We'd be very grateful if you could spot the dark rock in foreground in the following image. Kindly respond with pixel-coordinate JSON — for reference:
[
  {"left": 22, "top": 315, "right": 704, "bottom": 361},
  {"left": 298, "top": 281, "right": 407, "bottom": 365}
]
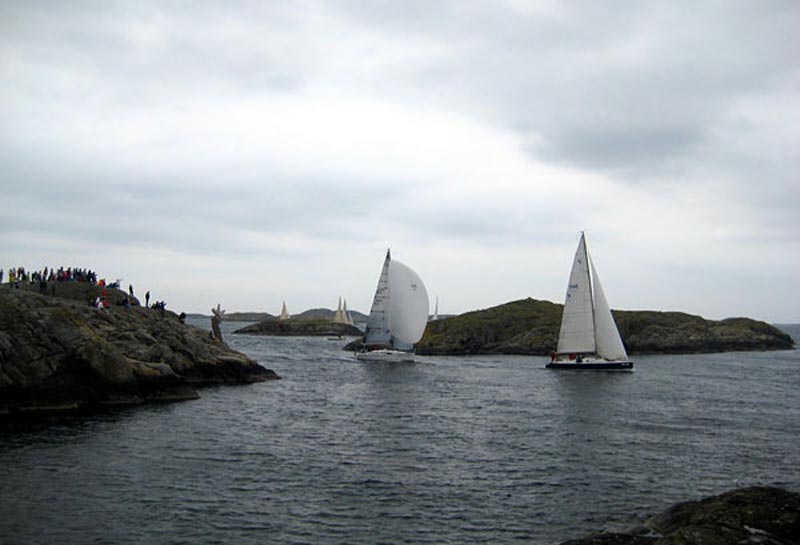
[
  {"left": 235, "top": 319, "right": 362, "bottom": 337},
  {"left": 417, "top": 298, "right": 794, "bottom": 355},
  {"left": 0, "top": 286, "right": 279, "bottom": 417},
  {"left": 560, "top": 486, "right": 800, "bottom": 545}
]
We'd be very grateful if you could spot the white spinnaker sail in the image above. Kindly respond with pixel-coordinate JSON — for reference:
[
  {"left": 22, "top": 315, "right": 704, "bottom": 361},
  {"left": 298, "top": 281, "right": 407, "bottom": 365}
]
[
  {"left": 388, "top": 259, "right": 429, "bottom": 351},
  {"left": 557, "top": 233, "right": 596, "bottom": 354},
  {"left": 365, "top": 251, "right": 392, "bottom": 347},
  {"left": 590, "top": 260, "right": 628, "bottom": 361}
]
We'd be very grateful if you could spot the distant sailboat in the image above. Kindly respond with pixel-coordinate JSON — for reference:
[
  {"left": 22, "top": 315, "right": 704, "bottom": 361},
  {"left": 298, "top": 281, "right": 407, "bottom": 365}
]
[
  {"left": 342, "top": 299, "right": 354, "bottom": 326},
  {"left": 333, "top": 297, "right": 344, "bottom": 323},
  {"left": 432, "top": 296, "right": 439, "bottom": 321},
  {"left": 546, "top": 233, "right": 633, "bottom": 371},
  {"left": 279, "top": 301, "right": 290, "bottom": 321},
  {"left": 333, "top": 297, "right": 355, "bottom": 326},
  {"left": 357, "top": 249, "right": 429, "bottom": 363}
]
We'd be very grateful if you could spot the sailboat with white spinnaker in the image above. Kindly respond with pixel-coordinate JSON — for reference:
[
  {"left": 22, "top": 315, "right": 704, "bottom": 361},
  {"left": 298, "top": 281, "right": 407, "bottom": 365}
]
[{"left": 357, "top": 249, "right": 429, "bottom": 363}]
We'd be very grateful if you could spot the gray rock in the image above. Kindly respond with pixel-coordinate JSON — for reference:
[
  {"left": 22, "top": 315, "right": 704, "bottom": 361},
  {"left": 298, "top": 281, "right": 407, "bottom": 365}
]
[
  {"left": 0, "top": 286, "right": 279, "bottom": 416},
  {"left": 560, "top": 486, "right": 800, "bottom": 545}
]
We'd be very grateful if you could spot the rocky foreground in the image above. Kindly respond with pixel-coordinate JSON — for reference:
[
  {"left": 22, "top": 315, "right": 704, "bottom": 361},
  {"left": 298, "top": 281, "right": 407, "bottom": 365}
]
[
  {"left": 560, "top": 486, "right": 800, "bottom": 544},
  {"left": 417, "top": 298, "right": 794, "bottom": 355},
  {"left": 0, "top": 284, "right": 278, "bottom": 417}
]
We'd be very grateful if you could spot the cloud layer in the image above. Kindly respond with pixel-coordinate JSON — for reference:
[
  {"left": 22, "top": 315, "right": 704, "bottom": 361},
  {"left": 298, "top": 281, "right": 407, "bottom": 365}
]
[{"left": 2, "top": 1, "right": 798, "bottom": 322}]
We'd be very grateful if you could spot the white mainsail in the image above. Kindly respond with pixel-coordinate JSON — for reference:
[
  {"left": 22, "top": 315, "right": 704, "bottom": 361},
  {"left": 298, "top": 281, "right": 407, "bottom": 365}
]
[
  {"left": 279, "top": 301, "right": 290, "bottom": 321},
  {"left": 557, "top": 234, "right": 596, "bottom": 354},
  {"left": 364, "top": 250, "right": 429, "bottom": 351},
  {"left": 365, "top": 251, "right": 392, "bottom": 347}
]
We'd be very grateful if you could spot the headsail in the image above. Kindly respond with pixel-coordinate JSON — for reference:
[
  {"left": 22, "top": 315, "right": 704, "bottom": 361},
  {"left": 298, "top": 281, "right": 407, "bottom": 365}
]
[{"left": 590, "top": 260, "right": 627, "bottom": 361}]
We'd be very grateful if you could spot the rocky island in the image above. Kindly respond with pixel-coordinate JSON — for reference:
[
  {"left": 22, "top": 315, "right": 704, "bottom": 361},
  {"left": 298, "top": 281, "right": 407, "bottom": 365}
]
[
  {"left": 559, "top": 486, "right": 800, "bottom": 544},
  {"left": 416, "top": 298, "right": 794, "bottom": 355},
  {"left": 0, "top": 282, "right": 279, "bottom": 417},
  {"left": 235, "top": 318, "right": 362, "bottom": 337}
]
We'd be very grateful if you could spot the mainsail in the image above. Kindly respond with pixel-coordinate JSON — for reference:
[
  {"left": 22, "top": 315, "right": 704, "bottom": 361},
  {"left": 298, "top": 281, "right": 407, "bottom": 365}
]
[
  {"left": 556, "top": 234, "right": 596, "bottom": 354},
  {"left": 365, "top": 250, "right": 392, "bottom": 347}
]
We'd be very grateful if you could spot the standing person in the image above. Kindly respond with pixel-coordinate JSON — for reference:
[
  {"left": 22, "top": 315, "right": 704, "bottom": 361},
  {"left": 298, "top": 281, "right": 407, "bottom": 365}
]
[
  {"left": 0, "top": 269, "right": 3, "bottom": 283},
  {"left": 129, "top": 284, "right": 134, "bottom": 299},
  {"left": 145, "top": 290, "right": 150, "bottom": 308}
]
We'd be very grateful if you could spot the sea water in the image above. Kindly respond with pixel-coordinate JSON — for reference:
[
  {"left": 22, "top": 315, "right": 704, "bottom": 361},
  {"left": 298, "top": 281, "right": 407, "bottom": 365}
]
[{"left": 1, "top": 319, "right": 798, "bottom": 545}]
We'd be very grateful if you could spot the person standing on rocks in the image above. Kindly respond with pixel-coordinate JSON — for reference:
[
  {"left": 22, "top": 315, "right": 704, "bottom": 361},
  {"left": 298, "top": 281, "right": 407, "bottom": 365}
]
[
  {"left": 129, "top": 284, "right": 134, "bottom": 299},
  {"left": 145, "top": 291, "right": 150, "bottom": 308}
]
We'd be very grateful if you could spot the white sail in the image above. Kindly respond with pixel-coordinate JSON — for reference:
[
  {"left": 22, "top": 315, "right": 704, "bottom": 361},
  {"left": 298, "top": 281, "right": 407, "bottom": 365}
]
[
  {"left": 557, "top": 233, "right": 595, "bottom": 354},
  {"left": 364, "top": 250, "right": 392, "bottom": 347},
  {"left": 590, "top": 260, "right": 628, "bottom": 361},
  {"left": 343, "top": 299, "right": 354, "bottom": 326},
  {"left": 279, "top": 301, "right": 290, "bottom": 321},
  {"left": 333, "top": 297, "right": 343, "bottom": 323},
  {"left": 433, "top": 296, "right": 439, "bottom": 321},
  {"left": 388, "top": 259, "right": 429, "bottom": 350}
]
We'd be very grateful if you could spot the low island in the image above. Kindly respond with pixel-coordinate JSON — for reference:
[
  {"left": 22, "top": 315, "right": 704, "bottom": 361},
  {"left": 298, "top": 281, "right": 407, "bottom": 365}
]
[
  {"left": 415, "top": 298, "right": 794, "bottom": 355},
  {"left": 235, "top": 318, "right": 362, "bottom": 337},
  {"left": 0, "top": 282, "right": 279, "bottom": 417}
]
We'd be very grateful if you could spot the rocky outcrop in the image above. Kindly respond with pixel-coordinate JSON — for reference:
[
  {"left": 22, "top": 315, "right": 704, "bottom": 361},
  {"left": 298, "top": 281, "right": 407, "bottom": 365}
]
[
  {"left": 560, "top": 486, "right": 800, "bottom": 544},
  {"left": 0, "top": 286, "right": 279, "bottom": 417},
  {"left": 416, "top": 298, "right": 794, "bottom": 355},
  {"left": 235, "top": 318, "right": 362, "bottom": 337}
]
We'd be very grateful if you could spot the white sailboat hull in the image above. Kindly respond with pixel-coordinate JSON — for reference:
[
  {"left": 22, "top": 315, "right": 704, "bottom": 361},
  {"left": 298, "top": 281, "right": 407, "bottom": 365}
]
[{"left": 356, "top": 349, "right": 416, "bottom": 363}]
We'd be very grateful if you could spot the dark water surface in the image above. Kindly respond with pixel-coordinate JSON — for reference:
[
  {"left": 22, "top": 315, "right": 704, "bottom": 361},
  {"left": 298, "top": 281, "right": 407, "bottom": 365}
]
[{"left": 2, "top": 320, "right": 799, "bottom": 545}]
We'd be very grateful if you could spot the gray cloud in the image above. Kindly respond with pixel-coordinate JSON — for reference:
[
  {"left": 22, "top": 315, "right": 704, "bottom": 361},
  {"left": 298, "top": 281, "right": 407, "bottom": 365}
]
[{"left": 1, "top": 1, "right": 798, "bottom": 320}]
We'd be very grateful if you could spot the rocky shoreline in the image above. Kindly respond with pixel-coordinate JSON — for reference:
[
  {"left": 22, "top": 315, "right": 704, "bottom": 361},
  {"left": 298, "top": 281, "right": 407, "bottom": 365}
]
[
  {"left": 0, "top": 285, "right": 279, "bottom": 418},
  {"left": 417, "top": 298, "right": 794, "bottom": 355},
  {"left": 559, "top": 486, "right": 800, "bottom": 544}
]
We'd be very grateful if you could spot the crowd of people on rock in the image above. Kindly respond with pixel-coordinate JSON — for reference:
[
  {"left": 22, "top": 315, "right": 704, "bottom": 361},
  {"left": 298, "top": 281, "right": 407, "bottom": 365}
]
[
  {"left": 2, "top": 266, "right": 98, "bottom": 285},
  {"left": 2, "top": 265, "right": 171, "bottom": 317}
]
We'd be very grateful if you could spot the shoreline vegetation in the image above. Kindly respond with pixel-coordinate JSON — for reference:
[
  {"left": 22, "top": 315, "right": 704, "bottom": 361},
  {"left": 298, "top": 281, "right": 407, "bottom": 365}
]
[
  {"left": 416, "top": 298, "right": 794, "bottom": 355},
  {"left": 0, "top": 282, "right": 279, "bottom": 418}
]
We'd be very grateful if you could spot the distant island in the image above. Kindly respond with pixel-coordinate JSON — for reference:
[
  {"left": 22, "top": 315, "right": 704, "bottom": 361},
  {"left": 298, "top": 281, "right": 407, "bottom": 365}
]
[
  {"left": 416, "top": 298, "right": 794, "bottom": 355},
  {"left": 1, "top": 281, "right": 279, "bottom": 417},
  {"left": 235, "top": 319, "right": 362, "bottom": 337}
]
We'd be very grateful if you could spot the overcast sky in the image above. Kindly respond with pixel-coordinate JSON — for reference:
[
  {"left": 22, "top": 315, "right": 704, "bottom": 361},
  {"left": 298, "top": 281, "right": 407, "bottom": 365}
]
[{"left": 2, "top": 1, "right": 798, "bottom": 322}]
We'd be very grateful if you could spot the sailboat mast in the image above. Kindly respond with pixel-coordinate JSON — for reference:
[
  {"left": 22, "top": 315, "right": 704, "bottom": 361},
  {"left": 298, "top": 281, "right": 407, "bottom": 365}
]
[{"left": 582, "top": 233, "right": 597, "bottom": 351}]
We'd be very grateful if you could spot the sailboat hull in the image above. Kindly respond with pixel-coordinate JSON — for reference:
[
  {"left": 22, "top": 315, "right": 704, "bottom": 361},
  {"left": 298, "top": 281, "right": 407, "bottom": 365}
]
[
  {"left": 545, "top": 360, "right": 634, "bottom": 371},
  {"left": 356, "top": 349, "right": 416, "bottom": 363}
]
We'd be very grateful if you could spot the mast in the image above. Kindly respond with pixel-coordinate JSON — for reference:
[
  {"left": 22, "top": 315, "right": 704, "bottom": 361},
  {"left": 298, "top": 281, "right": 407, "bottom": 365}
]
[{"left": 583, "top": 232, "right": 597, "bottom": 350}]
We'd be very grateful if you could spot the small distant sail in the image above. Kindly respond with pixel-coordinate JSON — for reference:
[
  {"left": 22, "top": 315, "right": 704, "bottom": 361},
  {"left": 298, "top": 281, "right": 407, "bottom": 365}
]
[
  {"left": 279, "top": 301, "right": 290, "bottom": 321},
  {"left": 333, "top": 297, "right": 344, "bottom": 323},
  {"left": 343, "top": 299, "right": 354, "bottom": 326},
  {"left": 433, "top": 296, "right": 439, "bottom": 321}
]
